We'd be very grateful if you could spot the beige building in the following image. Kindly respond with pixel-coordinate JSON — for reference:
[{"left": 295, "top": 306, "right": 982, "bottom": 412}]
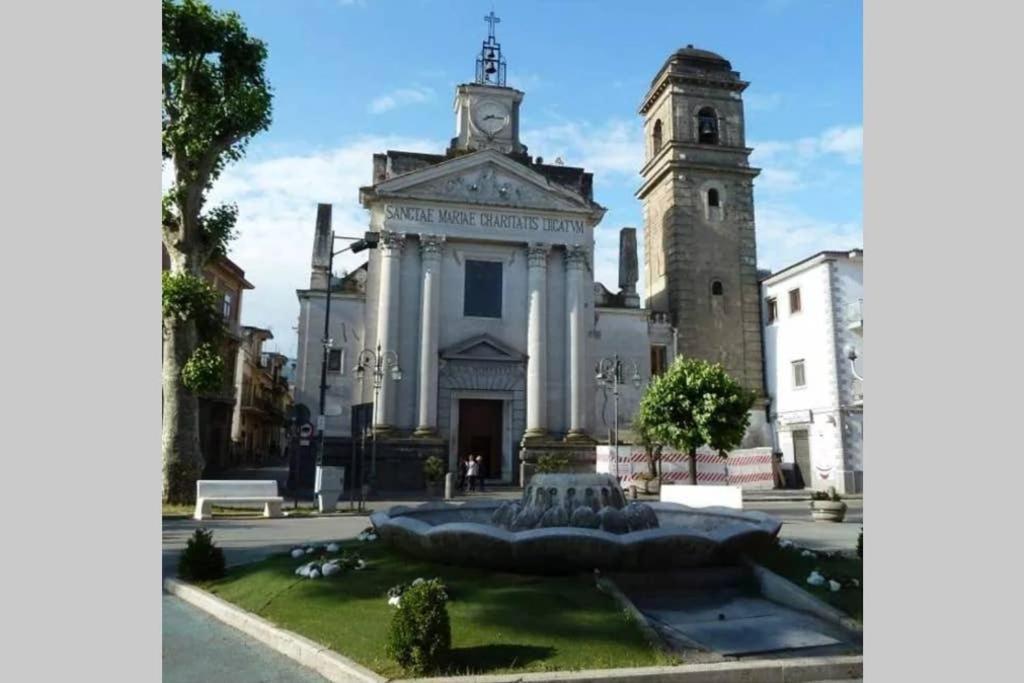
[
  {"left": 162, "top": 247, "right": 254, "bottom": 471},
  {"left": 231, "top": 327, "right": 292, "bottom": 465}
]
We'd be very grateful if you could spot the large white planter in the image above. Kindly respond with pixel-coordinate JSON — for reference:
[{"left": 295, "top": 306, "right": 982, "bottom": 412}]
[{"left": 660, "top": 484, "right": 743, "bottom": 510}]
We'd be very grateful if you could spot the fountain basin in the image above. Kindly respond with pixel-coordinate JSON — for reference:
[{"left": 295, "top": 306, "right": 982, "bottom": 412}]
[{"left": 369, "top": 497, "right": 781, "bottom": 573}]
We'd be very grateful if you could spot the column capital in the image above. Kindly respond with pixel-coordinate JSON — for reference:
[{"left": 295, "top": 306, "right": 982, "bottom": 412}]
[
  {"left": 527, "top": 242, "right": 551, "bottom": 268},
  {"left": 419, "top": 233, "right": 446, "bottom": 259},
  {"left": 564, "top": 244, "right": 589, "bottom": 271},
  {"left": 380, "top": 230, "right": 406, "bottom": 255}
]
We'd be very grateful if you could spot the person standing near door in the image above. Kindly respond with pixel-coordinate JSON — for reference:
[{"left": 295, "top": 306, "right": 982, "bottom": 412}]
[
  {"left": 465, "top": 456, "right": 477, "bottom": 493},
  {"left": 475, "top": 455, "right": 485, "bottom": 492}
]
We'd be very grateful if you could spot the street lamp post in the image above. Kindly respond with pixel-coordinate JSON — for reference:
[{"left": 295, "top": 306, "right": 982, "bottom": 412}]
[
  {"left": 595, "top": 354, "right": 642, "bottom": 480},
  {"left": 844, "top": 346, "right": 864, "bottom": 382},
  {"left": 314, "top": 228, "right": 378, "bottom": 507},
  {"left": 354, "top": 342, "right": 402, "bottom": 487}
]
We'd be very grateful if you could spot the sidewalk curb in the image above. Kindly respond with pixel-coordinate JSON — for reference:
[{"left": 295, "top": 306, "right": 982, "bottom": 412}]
[
  {"left": 163, "top": 577, "right": 385, "bottom": 683},
  {"left": 164, "top": 578, "right": 862, "bottom": 683},
  {"left": 395, "top": 654, "right": 863, "bottom": 683}
]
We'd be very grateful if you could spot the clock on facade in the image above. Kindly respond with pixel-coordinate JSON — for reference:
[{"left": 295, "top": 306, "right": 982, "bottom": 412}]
[{"left": 472, "top": 100, "right": 509, "bottom": 136}]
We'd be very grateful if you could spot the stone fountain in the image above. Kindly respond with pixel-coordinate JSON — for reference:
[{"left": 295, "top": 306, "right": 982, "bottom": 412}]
[{"left": 369, "top": 472, "right": 780, "bottom": 573}]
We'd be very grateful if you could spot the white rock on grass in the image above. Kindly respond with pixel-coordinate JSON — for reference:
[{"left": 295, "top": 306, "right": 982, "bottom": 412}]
[
  {"left": 829, "top": 579, "right": 841, "bottom": 592},
  {"left": 309, "top": 568, "right": 321, "bottom": 579},
  {"left": 295, "top": 563, "right": 312, "bottom": 577},
  {"left": 778, "top": 539, "right": 794, "bottom": 549},
  {"left": 304, "top": 547, "right": 314, "bottom": 554},
  {"left": 801, "top": 549, "right": 816, "bottom": 558},
  {"left": 387, "top": 596, "right": 401, "bottom": 608},
  {"left": 290, "top": 549, "right": 304, "bottom": 559},
  {"left": 322, "top": 563, "right": 340, "bottom": 577},
  {"left": 806, "top": 571, "right": 826, "bottom": 587},
  {"left": 326, "top": 543, "right": 340, "bottom": 553},
  {"left": 412, "top": 578, "right": 425, "bottom": 586},
  {"left": 355, "top": 559, "right": 366, "bottom": 570}
]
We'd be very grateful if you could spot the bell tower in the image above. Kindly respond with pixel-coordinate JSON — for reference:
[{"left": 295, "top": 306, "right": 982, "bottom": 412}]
[
  {"left": 637, "top": 46, "right": 767, "bottom": 407},
  {"left": 449, "top": 12, "right": 527, "bottom": 157}
]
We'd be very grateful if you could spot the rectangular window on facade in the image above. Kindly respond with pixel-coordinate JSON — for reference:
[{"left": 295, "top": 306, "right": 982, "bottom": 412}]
[
  {"left": 222, "top": 292, "right": 232, "bottom": 320},
  {"left": 651, "top": 345, "right": 668, "bottom": 376},
  {"left": 766, "top": 297, "right": 778, "bottom": 324},
  {"left": 464, "top": 260, "right": 503, "bottom": 318},
  {"left": 327, "top": 349, "right": 343, "bottom": 373},
  {"left": 789, "top": 288, "right": 802, "bottom": 314},
  {"left": 792, "top": 359, "right": 806, "bottom": 388}
]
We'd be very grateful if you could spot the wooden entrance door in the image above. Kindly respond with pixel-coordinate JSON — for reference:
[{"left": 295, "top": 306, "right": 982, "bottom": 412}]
[
  {"left": 792, "top": 429, "right": 811, "bottom": 489},
  {"left": 458, "top": 399, "right": 503, "bottom": 480}
]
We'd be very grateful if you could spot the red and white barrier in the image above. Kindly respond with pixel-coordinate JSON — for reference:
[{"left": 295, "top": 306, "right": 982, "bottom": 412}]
[{"left": 596, "top": 445, "right": 774, "bottom": 489}]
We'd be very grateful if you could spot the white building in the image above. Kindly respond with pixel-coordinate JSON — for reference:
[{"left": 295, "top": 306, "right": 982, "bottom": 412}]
[
  {"left": 762, "top": 249, "right": 863, "bottom": 493},
  {"left": 291, "top": 25, "right": 680, "bottom": 491}
]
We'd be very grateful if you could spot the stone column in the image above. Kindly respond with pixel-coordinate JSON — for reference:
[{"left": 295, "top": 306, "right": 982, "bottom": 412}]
[
  {"left": 414, "top": 234, "right": 445, "bottom": 437},
  {"left": 524, "top": 243, "right": 550, "bottom": 440},
  {"left": 564, "top": 245, "right": 590, "bottom": 441},
  {"left": 374, "top": 230, "right": 405, "bottom": 432}
]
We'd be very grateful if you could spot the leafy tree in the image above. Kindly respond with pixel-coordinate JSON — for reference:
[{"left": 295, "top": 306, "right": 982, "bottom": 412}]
[
  {"left": 635, "top": 357, "right": 756, "bottom": 486},
  {"left": 162, "top": 0, "right": 272, "bottom": 503}
]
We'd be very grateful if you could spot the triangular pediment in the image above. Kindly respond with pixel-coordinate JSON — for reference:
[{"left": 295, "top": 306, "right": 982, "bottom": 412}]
[
  {"left": 440, "top": 333, "right": 526, "bottom": 363},
  {"left": 371, "top": 149, "right": 595, "bottom": 214}
]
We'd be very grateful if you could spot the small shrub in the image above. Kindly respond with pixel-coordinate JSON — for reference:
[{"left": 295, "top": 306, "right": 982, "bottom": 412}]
[
  {"left": 178, "top": 528, "right": 226, "bottom": 581},
  {"left": 423, "top": 456, "right": 445, "bottom": 484},
  {"left": 536, "top": 454, "right": 571, "bottom": 473},
  {"left": 810, "top": 486, "right": 842, "bottom": 502},
  {"left": 385, "top": 578, "right": 451, "bottom": 674},
  {"left": 857, "top": 528, "right": 863, "bottom": 559}
]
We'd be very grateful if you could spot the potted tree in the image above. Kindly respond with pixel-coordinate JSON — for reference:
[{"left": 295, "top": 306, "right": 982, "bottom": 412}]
[
  {"left": 810, "top": 486, "right": 847, "bottom": 522},
  {"left": 423, "top": 456, "right": 445, "bottom": 499}
]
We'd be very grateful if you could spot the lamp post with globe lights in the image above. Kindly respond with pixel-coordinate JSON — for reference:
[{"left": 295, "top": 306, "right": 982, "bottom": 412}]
[
  {"left": 595, "top": 354, "right": 642, "bottom": 480},
  {"left": 355, "top": 342, "right": 402, "bottom": 488}
]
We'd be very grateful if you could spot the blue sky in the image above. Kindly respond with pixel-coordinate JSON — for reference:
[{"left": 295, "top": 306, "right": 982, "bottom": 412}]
[{"left": 190, "top": 0, "right": 862, "bottom": 357}]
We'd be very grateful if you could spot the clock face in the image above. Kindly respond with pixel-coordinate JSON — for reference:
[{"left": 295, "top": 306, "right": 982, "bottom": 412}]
[{"left": 473, "top": 100, "right": 509, "bottom": 135}]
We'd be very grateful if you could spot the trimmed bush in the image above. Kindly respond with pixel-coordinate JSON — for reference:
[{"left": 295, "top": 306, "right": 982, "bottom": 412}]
[
  {"left": 423, "top": 456, "right": 445, "bottom": 484},
  {"left": 178, "top": 528, "right": 226, "bottom": 581},
  {"left": 385, "top": 578, "right": 451, "bottom": 674}
]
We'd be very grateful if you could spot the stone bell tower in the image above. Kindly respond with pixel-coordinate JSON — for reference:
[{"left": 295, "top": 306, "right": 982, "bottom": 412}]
[{"left": 637, "top": 46, "right": 767, "bottom": 412}]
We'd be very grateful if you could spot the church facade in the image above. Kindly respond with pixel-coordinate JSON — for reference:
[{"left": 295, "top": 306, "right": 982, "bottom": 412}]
[{"left": 294, "top": 27, "right": 768, "bottom": 490}]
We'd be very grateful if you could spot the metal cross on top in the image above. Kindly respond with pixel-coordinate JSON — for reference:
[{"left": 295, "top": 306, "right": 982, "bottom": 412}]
[{"left": 484, "top": 11, "right": 500, "bottom": 39}]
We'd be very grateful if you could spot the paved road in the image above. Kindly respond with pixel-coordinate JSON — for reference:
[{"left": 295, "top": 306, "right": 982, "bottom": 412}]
[
  {"left": 163, "top": 593, "right": 329, "bottom": 683},
  {"left": 747, "top": 499, "right": 862, "bottom": 553}
]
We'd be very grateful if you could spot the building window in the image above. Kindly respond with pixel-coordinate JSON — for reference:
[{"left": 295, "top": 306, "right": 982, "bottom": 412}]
[
  {"left": 651, "top": 345, "right": 668, "bottom": 376},
  {"left": 698, "top": 107, "right": 719, "bottom": 145},
  {"left": 711, "top": 280, "right": 724, "bottom": 296},
  {"left": 766, "top": 297, "right": 778, "bottom": 324},
  {"left": 652, "top": 119, "right": 663, "bottom": 155},
  {"left": 792, "top": 359, "right": 806, "bottom": 388},
  {"left": 464, "top": 260, "right": 502, "bottom": 318},
  {"left": 222, "top": 293, "right": 232, "bottom": 320},
  {"left": 789, "top": 288, "right": 802, "bottom": 314},
  {"left": 327, "top": 349, "right": 343, "bottom": 373},
  {"left": 708, "top": 188, "right": 720, "bottom": 207}
]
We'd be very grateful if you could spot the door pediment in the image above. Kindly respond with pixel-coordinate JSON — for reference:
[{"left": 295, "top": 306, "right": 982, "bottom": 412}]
[{"left": 440, "top": 334, "right": 526, "bottom": 364}]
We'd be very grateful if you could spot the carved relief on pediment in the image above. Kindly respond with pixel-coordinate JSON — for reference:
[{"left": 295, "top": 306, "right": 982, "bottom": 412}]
[{"left": 398, "top": 163, "right": 581, "bottom": 212}]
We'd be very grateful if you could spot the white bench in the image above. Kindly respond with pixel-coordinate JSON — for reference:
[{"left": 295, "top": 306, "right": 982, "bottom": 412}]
[{"left": 194, "top": 480, "right": 284, "bottom": 520}]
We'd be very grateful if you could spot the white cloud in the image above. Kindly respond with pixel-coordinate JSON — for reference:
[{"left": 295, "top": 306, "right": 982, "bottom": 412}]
[
  {"left": 165, "top": 136, "right": 442, "bottom": 357},
  {"left": 522, "top": 119, "right": 643, "bottom": 181},
  {"left": 368, "top": 86, "right": 435, "bottom": 114},
  {"left": 819, "top": 125, "right": 863, "bottom": 163},
  {"left": 755, "top": 204, "right": 862, "bottom": 272}
]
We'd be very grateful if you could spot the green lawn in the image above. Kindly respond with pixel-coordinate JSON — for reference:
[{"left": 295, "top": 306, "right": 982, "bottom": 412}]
[
  {"left": 747, "top": 544, "right": 862, "bottom": 623},
  {"left": 198, "top": 540, "right": 675, "bottom": 678}
]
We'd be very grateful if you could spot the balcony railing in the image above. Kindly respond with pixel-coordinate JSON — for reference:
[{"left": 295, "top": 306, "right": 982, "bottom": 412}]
[{"left": 846, "top": 299, "right": 863, "bottom": 331}]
